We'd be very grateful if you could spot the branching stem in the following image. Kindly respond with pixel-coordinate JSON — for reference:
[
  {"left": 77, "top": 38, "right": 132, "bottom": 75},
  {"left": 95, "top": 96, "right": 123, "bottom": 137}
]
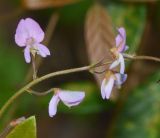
[
  {"left": 1, "top": 54, "right": 160, "bottom": 120},
  {"left": 0, "top": 64, "right": 96, "bottom": 119}
]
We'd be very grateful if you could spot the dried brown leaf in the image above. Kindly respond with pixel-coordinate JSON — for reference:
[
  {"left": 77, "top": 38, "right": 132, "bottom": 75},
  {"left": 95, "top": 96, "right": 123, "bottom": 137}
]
[
  {"left": 23, "top": 0, "right": 80, "bottom": 10},
  {"left": 85, "top": 3, "right": 115, "bottom": 86}
]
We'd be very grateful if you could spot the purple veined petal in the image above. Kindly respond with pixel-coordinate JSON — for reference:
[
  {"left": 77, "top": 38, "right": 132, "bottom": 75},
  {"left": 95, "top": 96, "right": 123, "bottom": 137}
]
[
  {"left": 24, "top": 46, "right": 31, "bottom": 63},
  {"left": 24, "top": 18, "right": 44, "bottom": 43},
  {"left": 104, "top": 76, "right": 115, "bottom": 99},
  {"left": 109, "top": 59, "right": 120, "bottom": 70},
  {"left": 116, "top": 27, "right": 126, "bottom": 53},
  {"left": 101, "top": 79, "right": 107, "bottom": 99},
  {"left": 48, "top": 94, "right": 60, "bottom": 117},
  {"left": 37, "top": 43, "right": 50, "bottom": 57},
  {"left": 15, "top": 19, "right": 29, "bottom": 47},
  {"left": 58, "top": 91, "right": 85, "bottom": 107},
  {"left": 118, "top": 54, "right": 125, "bottom": 74},
  {"left": 115, "top": 73, "right": 127, "bottom": 87}
]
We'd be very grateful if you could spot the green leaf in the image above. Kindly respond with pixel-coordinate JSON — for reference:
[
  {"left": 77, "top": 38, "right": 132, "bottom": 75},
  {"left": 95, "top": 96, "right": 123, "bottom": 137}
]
[
  {"left": 107, "top": 3, "right": 146, "bottom": 53},
  {"left": 113, "top": 71, "right": 160, "bottom": 138},
  {"left": 6, "top": 116, "right": 36, "bottom": 138}
]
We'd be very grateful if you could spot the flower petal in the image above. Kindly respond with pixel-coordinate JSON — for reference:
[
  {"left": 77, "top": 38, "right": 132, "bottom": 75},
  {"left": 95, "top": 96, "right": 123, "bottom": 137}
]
[
  {"left": 37, "top": 43, "right": 50, "bottom": 57},
  {"left": 119, "top": 54, "right": 125, "bottom": 74},
  {"left": 15, "top": 19, "right": 28, "bottom": 47},
  {"left": 24, "top": 46, "right": 31, "bottom": 63},
  {"left": 124, "top": 45, "right": 129, "bottom": 51},
  {"left": 24, "top": 18, "right": 44, "bottom": 43},
  {"left": 115, "top": 35, "right": 122, "bottom": 47},
  {"left": 104, "top": 76, "right": 115, "bottom": 99},
  {"left": 116, "top": 27, "right": 126, "bottom": 53},
  {"left": 118, "top": 27, "right": 126, "bottom": 38},
  {"left": 48, "top": 94, "right": 60, "bottom": 117},
  {"left": 101, "top": 79, "right": 106, "bottom": 99},
  {"left": 109, "top": 59, "right": 120, "bottom": 70},
  {"left": 115, "top": 73, "right": 127, "bottom": 87},
  {"left": 59, "top": 90, "right": 85, "bottom": 107}
]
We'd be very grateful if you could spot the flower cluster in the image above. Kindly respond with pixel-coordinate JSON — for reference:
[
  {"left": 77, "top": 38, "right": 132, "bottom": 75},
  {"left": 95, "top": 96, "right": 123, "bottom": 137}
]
[
  {"left": 101, "top": 27, "right": 128, "bottom": 99},
  {"left": 15, "top": 18, "right": 128, "bottom": 117},
  {"left": 15, "top": 18, "right": 85, "bottom": 117}
]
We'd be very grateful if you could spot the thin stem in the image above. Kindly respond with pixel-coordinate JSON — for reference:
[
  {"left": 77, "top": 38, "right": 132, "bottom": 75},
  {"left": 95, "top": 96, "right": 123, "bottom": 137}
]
[
  {"left": 32, "top": 55, "right": 37, "bottom": 80},
  {"left": 1, "top": 54, "right": 160, "bottom": 120},
  {"left": 123, "top": 53, "right": 160, "bottom": 63},
  {"left": 0, "top": 65, "right": 94, "bottom": 119},
  {"left": 27, "top": 88, "right": 54, "bottom": 96}
]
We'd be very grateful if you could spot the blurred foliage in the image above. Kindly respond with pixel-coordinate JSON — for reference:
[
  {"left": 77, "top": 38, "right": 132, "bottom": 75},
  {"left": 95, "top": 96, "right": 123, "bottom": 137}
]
[
  {"left": 6, "top": 116, "right": 36, "bottom": 138},
  {"left": 22, "top": 0, "right": 82, "bottom": 10},
  {"left": 0, "top": 30, "right": 27, "bottom": 130},
  {"left": 0, "top": 32, "right": 27, "bottom": 108},
  {"left": 59, "top": 0, "right": 93, "bottom": 25},
  {"left": 113, "top": 71, "right": 160, "bottom": 138}
]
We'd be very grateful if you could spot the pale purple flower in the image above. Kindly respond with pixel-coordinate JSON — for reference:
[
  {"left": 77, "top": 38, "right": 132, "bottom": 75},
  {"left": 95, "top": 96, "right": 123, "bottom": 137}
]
[
  {"left": 101, "top": 71, "right": 127, "bottom": 99},
  {"left": 49, "top": 89, "right": 85, "bottom": 117},
  {"left": 116, "top": 27, "right": 128, "bottom": 53},
  {"left": 15, "top": 18, "right": 50, "bottom": 63},
  {"left": 110, "top": 27, "right": 128, "bottom": 74}
]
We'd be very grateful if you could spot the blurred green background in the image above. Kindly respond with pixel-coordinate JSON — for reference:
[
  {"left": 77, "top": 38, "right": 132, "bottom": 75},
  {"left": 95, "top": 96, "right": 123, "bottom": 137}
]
[{"left": 0, "top": 0, "right": 160, "bottom": 138}]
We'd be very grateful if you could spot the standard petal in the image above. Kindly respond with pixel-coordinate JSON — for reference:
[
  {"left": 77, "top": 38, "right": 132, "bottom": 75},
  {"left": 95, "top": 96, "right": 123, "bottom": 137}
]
[
  {"left": 116, "top": 27, "right": 126, "bottom": 52},
  {"left": 37, "top": 43, "right": 50, "bottom": 57},
  {"left": 24, "top": 47, "right": 31, "bottom": 63},
  {"left": 24, "top": 18, "right": 44, "bottom": 42},
  {"left": 115, "top": 73, "right": 127, "bottom": 87},
  {"left": 104, "top": 76, "right": 115, "bottom": 99},
  {"left": 48, "top": 94, "right": 60, "bottom": 117},
  {"left": 115, "top": 35, "right": 122, "bottom": 47},
  {"left": 109, "top": 59, "right": 120, "bottom": 70},
  {"left": 15, "top": 19, "right": 28, "bottom": 47},
  {"left": 118, "top": 27, "right": 126, "bottom": 39},
  {"left": 101, "top": 79, "right": 106, "bottom": 99},
  {"left": 119, "top": 54, "right": 125, "bottom": 74},
  {"left": 59, "top": 91, "right": 85, "bottom": 107}
]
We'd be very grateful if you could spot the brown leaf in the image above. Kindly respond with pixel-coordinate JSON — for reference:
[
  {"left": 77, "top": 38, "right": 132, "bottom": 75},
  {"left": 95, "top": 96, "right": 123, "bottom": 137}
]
[
  {"left": 23, "top": 0, "right": 80, "bottom": 10},
  {"left": 85, "top": 3, "right": 115, "bottom": 86}
]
